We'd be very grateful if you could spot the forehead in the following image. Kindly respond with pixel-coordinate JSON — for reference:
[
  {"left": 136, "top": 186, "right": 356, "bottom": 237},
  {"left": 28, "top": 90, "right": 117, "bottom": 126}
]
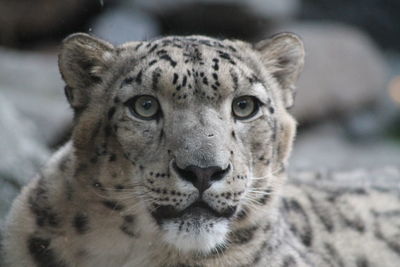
[{"left": 115, "top": 36, "right": 267, "bottom": 104}]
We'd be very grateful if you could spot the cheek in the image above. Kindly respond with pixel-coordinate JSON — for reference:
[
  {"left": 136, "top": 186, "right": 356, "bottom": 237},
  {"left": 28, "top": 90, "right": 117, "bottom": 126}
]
[{"left": 114, "top": 119, "right": 161, "bottom": 160}]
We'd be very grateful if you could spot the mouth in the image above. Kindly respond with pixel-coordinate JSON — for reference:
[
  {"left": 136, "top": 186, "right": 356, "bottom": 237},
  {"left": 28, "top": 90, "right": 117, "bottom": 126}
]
[{"left": 151, "top": 200, "right": 237, "bottom": 224}]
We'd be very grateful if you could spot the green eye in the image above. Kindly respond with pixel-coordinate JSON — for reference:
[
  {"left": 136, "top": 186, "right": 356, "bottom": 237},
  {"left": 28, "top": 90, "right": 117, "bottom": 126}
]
[
  {"left": 232, "top": 96, "right": 260, "bottom": 120},
  {"left": 128, "top": 95, "right": 160, "bottom": 120}
]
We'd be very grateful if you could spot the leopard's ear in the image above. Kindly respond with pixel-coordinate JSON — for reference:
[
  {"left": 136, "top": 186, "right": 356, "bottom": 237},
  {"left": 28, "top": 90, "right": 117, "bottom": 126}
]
[
  {"left": 255, "top": 33, "right": 304, "bottom": 109},
  {"left": 58, "top": 33, "right": 115, "bottom": 111}
]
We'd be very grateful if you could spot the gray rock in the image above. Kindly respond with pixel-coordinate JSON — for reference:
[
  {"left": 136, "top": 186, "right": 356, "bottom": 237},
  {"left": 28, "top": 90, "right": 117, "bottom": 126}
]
[
  {"left": 0, "top": 48, "right": 72, "bottom": 145},
  {"left": 290, "top": 123, "right": 400, "bottom": 171},
  {"left": 0, "top": 94, "right": 50, "bottom": 226},
  {"left": 91, "top": 6, "right": 160, "bottom": 44},
  {"left": 271, "top": 23, "right": 388, "bottom": 123},
  {"left": 133, "top": 0, "right": 300, "bottom": 20},
  {"left": 0, "top": 0, "right": 102, "bottom": 47}
]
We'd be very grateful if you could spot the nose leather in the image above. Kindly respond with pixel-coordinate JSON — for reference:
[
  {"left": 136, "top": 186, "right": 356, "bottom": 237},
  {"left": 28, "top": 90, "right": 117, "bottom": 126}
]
[{"left": 174, "top": 163, "right": 230, "bottom": 194}]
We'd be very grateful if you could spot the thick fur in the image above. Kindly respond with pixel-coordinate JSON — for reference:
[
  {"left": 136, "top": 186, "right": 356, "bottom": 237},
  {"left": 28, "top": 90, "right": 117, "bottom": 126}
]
[{"left": 2, "top": 34, "right": 399, "bottom": 267}]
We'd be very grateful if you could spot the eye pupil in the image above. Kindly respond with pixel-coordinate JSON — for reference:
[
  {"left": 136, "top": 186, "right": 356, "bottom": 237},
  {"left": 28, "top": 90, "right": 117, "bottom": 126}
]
[
  {"left": 238, "top": 101, "right": 247, "bottom": 110},
  {"left": 142, "top": 100, "right": 152, "bottom": 110}
]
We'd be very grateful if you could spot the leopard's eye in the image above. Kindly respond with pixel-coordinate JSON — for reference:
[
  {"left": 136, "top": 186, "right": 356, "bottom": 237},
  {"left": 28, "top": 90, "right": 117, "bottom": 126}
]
[
  {"left": 127, "top": 95, "right": 160, "bottom": 120},
  {"left": 232, "top": 96, "right": 260, "bottom": 120}
]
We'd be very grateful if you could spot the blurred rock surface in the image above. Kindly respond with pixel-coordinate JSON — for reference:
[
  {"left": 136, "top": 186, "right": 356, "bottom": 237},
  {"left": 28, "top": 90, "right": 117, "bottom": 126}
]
[
  {"left": 300, "top": 0, "right": 400, "bottom": 51},
  {"left": 0, "top": 94, "right": 50, "bottom": 226},
  {"left": 0, "top": 0, "right": 107, "bottom": 48},
  {"left": 290, "top": 122, "right": 400, "bottom": 171},
  {"left": 130, "top": 0, "right": 299, "bottom": 40},
  {"left": 91, "top": 6, "right": 160, "bottom": 44},
  {"left": 135, "top": 0, "right": 299, "bottom": 20},
  {"left": 0, "top": 48, "right": 71, "bottom": 145},
  {"left": 272, "top": 23, "right": 388, "bottom": 123}
]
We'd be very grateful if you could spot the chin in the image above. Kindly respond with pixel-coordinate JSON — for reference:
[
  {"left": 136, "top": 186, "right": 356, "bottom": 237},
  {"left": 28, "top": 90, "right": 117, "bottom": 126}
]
[{"left": 160, "top": 216, "right": 230, "bottom": 254}]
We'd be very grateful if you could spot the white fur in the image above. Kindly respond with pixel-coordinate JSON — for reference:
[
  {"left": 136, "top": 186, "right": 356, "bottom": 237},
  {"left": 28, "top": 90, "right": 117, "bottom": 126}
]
[{"left": 161, "top": 219, "right": 229, "bottom": 253}]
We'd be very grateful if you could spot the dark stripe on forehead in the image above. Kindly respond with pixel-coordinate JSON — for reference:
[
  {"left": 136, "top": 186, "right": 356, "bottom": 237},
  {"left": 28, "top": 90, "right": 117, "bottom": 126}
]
[
  {"left": 152, "top": 68, "right": 162, "bottom": 91},
  {"left": 229, "top": 68, "right": 239, "bottom": 91}
]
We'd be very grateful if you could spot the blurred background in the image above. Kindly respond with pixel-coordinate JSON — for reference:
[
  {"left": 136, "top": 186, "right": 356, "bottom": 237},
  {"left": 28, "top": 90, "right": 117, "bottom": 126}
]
[{"left": 1, "top": 0, "right": 400, "bottom": 224}]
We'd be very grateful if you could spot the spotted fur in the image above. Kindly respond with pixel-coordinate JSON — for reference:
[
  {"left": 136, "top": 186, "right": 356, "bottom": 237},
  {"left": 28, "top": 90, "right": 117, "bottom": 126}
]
[{"left": 2, "top": 33, "right": 399, "bottom": 267}]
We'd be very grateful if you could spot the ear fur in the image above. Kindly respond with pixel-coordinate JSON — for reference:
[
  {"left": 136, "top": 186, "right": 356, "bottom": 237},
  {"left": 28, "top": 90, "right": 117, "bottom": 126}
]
[
  {"left": 58, "top": 33, "right": 115, "bottom": 111},
  {"left": 255, "top": 33, "right": 304, "bottom": 109}
]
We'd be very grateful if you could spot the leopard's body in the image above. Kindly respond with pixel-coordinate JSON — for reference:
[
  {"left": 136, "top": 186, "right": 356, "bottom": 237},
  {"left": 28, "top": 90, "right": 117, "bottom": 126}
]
[{"left": 1, "top": 33, "right": 399, "bottom": 267}]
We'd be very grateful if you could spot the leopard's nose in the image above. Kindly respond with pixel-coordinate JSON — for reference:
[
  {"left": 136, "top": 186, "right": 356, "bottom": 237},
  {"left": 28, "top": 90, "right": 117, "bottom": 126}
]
[{"left": 173, "top": 163, "right": 231, "bottom": 194}]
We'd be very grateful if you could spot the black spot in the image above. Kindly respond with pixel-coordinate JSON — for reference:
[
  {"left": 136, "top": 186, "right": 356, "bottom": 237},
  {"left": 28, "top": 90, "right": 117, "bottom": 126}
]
[
  {"left": 182, "top": 75, "right": 187, "bottom": 87},
  {"left": 156, "top": 49, "right": 167, "bottom": 55},
  {"left": 28, "top": 235, "right": 67, "bottom": 267},
  {"left": 228, "top": 45, "right": 237, "bottom": 52},
  {"left": 102, "top": 200, "right": 124, "bottom": 211},
  {"left": 257, "top": 188, "right": 272, "bottom": 205},
  {"left": 230, "top": 69, "right": 239, "bottom": 90},
  {"left": 107, "top": 107, "right": 116, "bottom": 120},
  {"left": 269, "top": 107, "right": 275, "bottom": 114},
  {"left": 135, "top": 43, "right": 143, "bottom": 50},
  {"left": 202, "top": 77, "right": 208, "bottom": 85},
  {"left": 309, "top": 195, "right": 334, "bottom": 232},
  {"left": 355, "top": 256, "right": 369, "bottom": 267},
  {"left": 212, "top": 73, "right": 218, "bottom": 81},
  {"left": 135, "top": 70, "right": 143, "bottom": 84},
  {"left": 229, "top": 225, "right": 258, "bottom": 245},
  {"left": 160, "top": 54, "right": 177, "bottom": 67},
  {"left": 152, "top": 68, "right": 162, "bottom": 91},
  {"left": 282, "top": 255, "right": 297, "bottom": 267},
  {"left": 231, "top": 131, "right": 236, "bottom": 139},
  {"left": 121, "top": 77, "right": 134, "bottom": 88},
  {"left": 149, "top": 59, "right": 158, "bottom": 66},
  {"left": 124, "top": 215, "right": 135, "bottom": 223},
  {"left": 29, "top": 180, "right": 62, "bottom": 228},
  {"left": 324, "top": 243, "right": 345, "bottom": 267},
  {"left": 109, "top": 154, "right": 117, "bottom": 162},
  {"left": 218, "top": 51, "right": 236, "bottom": 65},
  {"left": 120, "top": 225, "right": 137, "bottom": 238},
  {"left": 73, "top": 213, "right": 89, "bottom": 234},
  {"left": 173, "top": 73, "right": 179, "bottom": 85},
  {"left": 283, "top": 198, "right": 313, "bottom": 247},
  {"left": 148, "top": 43, "right": 158, "bottom": 53}
]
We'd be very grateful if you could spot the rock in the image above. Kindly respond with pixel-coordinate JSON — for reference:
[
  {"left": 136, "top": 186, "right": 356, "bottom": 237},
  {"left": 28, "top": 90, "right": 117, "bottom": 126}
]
[
  {"left": 128, "top": 0, "right": 299, "bottom": 40},
  {"left": 0, "top": 94, "right": 50, "bottom": 226},
  {"left": 91, "top": 6, "right": 160, "bottom": 44},
  {"left": 0, "top": 48, "right": 72, "bottom": 145},
  {"left": 0, "top": 0, "right": 105, "bottom": 47},
  {"left": 290, "top": 123, "right": 400, "bottom": 171},
  {"left": 300, "top": 0, "right": 400, "bottom": 51},
  {"left": 134, "top": 0, "right": 299, "bottom": 20},
  {"left": 271, "top": 23, "right": 388, "bottom": 123}
]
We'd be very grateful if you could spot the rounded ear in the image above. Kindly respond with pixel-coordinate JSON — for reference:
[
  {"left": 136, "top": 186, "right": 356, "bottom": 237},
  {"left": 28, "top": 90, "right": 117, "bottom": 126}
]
[
  {"left": 58, "top": 33, "right": 115, "bottom": 111},
  {"left": 255, "top": 33, "right": 305, "bottom": 109}
]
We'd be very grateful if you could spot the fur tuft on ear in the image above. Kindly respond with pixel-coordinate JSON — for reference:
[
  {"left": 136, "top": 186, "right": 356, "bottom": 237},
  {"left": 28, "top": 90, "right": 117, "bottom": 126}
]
[
  {"left": 255, "top": 33, "right": 304, "bottom": 109},
  {"left": 58, "top": 33, "right": 115, "bottom": 111}
]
